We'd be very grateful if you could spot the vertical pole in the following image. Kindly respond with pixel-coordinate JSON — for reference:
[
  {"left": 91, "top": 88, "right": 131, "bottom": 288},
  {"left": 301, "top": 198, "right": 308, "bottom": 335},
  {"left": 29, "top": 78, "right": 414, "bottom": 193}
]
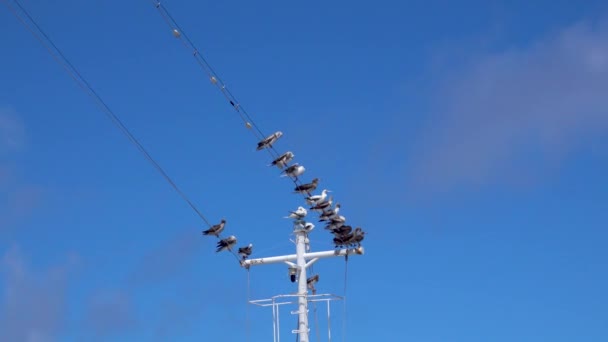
[
  {"left": 277, "top": 306, "right": 281, "bottom": 342},
  {"left": 272, "top": 299, "right": 277, "bottom": 342},
  {"left": 327, "top": 300, "right": 332, "bottom": 342},
  {"left": 295, "top": 229, "right": 310, "bottom": 342}
]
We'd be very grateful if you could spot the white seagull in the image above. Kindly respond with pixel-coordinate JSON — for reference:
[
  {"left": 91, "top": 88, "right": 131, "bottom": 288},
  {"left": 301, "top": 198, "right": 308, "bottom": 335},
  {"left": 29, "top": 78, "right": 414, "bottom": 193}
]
[
  {"left": 269, "top": 151, "right": 294, "bottom": 169},
  {"left": 306, "top": 189, "right": 331, "bottom": 205},
  {"left": 310, "top": 196, "right": 333, "bottom": 212},
  {"left": 281, "top": 163, "right": 305, "bottom": 179},
  {"left": 285, "top": 206, "right": 307, "bottom": 220},
  {"left": 319, "top": 203, "right": 340, "bottom": 222},
  {"left": 238, "top": 243, "right": 253, "bottom": 260},
  {"left": 257, "top": 131, "right": 283, "bottom": 151},
  {"left": 294, "top": 220, "right": 314, "bottom": 232}
]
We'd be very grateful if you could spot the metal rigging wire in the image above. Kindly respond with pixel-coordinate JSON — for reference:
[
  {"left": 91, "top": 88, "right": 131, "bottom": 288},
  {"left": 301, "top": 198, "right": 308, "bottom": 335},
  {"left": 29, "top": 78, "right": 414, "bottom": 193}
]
[
  {"left": 149, "top": 0, "right": 317, "bottom": 199},
  {"left": 148, "top": 1, "right": 357, "bottom": 340},
  {"left": 2, "top": 0, "right": 248, "bottom": 264}
]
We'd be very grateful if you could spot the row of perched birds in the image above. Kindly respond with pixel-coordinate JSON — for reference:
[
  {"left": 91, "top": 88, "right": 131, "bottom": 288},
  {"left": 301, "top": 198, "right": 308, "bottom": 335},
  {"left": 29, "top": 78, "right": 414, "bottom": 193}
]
[
  {"left": 259, "top": 133, "right": 367, "bottom": 250},
  {"left": 200, "top": 130, "right": 366, "bottom": 263}
]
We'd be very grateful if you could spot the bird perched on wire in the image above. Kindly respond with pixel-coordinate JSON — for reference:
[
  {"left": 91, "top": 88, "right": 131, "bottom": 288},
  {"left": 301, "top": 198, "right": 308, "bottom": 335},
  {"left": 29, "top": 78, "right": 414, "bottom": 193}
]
[
  {"left": 216, "top": 235, "right": 237, "bottom": 252},
  {"left": 269, "top": 151, "right": 294, "bottom": 169},
  {"left": 257, "top": 131, "right": 283, "bottom": 150},
  {"left": 306, "top": 189, "right": 331, "bottom": 205},
  {"left": 285, "top": 206, "right": 307, "bottom": 220},
  {"left": 347, "top": 227, "right": 366, "bottom": 247},
  {"left": 333, "top": 230, "right": 354, "bottom": 249},
  {"left": 328, "top": 225, "right": 352, "bottom": 237},
  {"left": 325, "top": 215, "right": 346, "bottom": 230},
  {"left": 238, "top": 243, "right": 253, "bottom": 260},
  {"left": 281, "top": 163, "right": 305, "bottom": 180},
  {"left": 319, "top": 203, "right": 340, "bottom": 221},
  {"left": 294, "top": 178, "right": 319, "bottom": 195},
  {"left": 310, "top": 196, "right": 333, "bottom": 212},
  {"left": 202, "top": 219, "right": 226, "bottom": 237}
]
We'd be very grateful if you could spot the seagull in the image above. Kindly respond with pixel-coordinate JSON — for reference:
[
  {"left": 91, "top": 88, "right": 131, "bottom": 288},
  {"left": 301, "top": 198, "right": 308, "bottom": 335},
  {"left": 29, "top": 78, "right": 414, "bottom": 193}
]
[
  {"left": 303, "top": 222, "right": 315, "bottom": 232},
  {"left": 202, "top": 219, "right": 226, "bottom": 237},
  {"left": 306, "top": 189, "right": 331, "bottom": 205},
  {"left": 310, "top": 196, "right": 333, "bottom": 212},
  {"left": 269, "top": 151, "right": 294, "bottom": 169},
  {"left": 294, "top": 178, "right": 319, "bottom": 194},
  {"left": 346, "top": 227, "right": 366, "bottom": 247},
  {"left": 328, "top": 225, "right": 352, "bottom": 236},
  {"left": 307, "top": 274, "right": 319, "bottom": 294},
  {"left": 281, "top": 163, "right": 305, "bottom": 180},
  {"left": 333, "top": 231, "right": 354, "bottom": 249},
  {"left": 326, "top": 215, "right": 346, "bottom": 229},
  {"left": 216, "top": 235, "right": 237, "bottom": 252},
  {"left": 238, "top": 243, "right": 253, "bottom": 260},
  {"left": 294, "top": 221, "right": 315, "bottom": 232},
  {"left": 352, "top": 227, "right": 365, "bottom": 247},
  {"left": 285, "top": 206, "right": 307, "bottom": 220},
  {"left": 257, "top": 131, "right": 283, "bottom": 151},
  {"left": 319, "top": 203, "right": 340, "bottom": 221}
]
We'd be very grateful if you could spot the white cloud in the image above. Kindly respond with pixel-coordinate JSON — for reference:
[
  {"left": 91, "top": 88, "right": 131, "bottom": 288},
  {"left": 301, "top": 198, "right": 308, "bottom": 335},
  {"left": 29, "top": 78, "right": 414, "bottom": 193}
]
[
  {"left": 407, "top": 19, "right": 608, "bottom": 193},
  {"left": 0, "top": 245, "right": 75, "bottom": 342},
  {"left": 0, "top": 107, "right": 25, "bottom": 154}
]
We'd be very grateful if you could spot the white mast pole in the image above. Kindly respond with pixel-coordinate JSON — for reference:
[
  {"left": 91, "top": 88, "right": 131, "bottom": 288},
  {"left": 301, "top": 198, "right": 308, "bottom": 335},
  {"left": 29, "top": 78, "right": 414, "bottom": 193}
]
[
  {"left": 295, "top": 228, "right": 310, "bottom": 342},
  {"left": 242, "top": 223, "right": 364, "bottom": 341}
]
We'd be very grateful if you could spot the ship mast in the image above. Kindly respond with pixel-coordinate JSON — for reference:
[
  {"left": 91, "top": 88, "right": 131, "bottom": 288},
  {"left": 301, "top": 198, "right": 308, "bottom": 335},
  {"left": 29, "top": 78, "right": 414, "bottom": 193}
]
[{"left": 242, "top": 222, "right": 364, "bottom": 341}]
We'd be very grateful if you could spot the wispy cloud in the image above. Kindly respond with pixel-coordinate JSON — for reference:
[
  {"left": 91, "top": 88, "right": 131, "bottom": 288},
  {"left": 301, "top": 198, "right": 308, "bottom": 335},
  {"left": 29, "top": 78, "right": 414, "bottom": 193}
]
[
  {"left": 0, "top": 244, "right": 77, "bottom": 342},
  {"left": 126, "top": 230, "right": 201, "bottom": 287},
  {"left": 0, "top": 107, "right": 26, "bottom": 154},
  {"left": 0, "top": 108, "right": 44, "bottom": 234},
  {"left": 84, "top": 290, "right": 138, "bottom": 338},
  {"left": 406, "top": 19, "right": 608, "bottom": 195}
]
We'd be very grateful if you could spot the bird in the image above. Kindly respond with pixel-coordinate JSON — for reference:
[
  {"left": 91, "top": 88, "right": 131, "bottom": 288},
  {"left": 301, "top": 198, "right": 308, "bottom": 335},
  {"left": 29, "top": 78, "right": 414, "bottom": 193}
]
[
  {"left": 319, "top": 203, "right": 340, "bottom": 221},
  {"left": 346, "top": 227, "right": 366, "bottom": 247},
  {"left": 257, "top": 131, "right": 283, "bottom": 150},
  {"left": 269, "top": 151, "right": 294, "bottom": 169},
  {"left": 281, "top": 163, "right": 305, "bottom": 180},
  {"left": 216, "top": 235, "right": 237, "bottom": 252},
  {"left": 325, "top": 215, "right": 346, "bottom": 230},
  {"left": 303, "top": 222, "right": 315, "bottom": 232},
  {"left": 294, "top": 178, "right": 319, "bottom": 194},
  {"left": 307, "top": 274, "right": 319, "bottom": 294},
  {"left": 333, "top": 231, "right": 354, "bottom": 249},
  {"left": 202, "top": 219, "right": 226, "bottom": 237},
  {"left": 238, "top": 243, "right": 253, "bottom": 260},
  {"left": 328, "top": 225, "right": 352, "bottom": 237},
  {"left": 294, "top": 220, "right": 315, "bottom": 232},
  {"left": 285, "top": 206, "right": 307, "bottom": 220},
  {"left": 310, "top": 196, "right": 333, "bottom": 212},
  {"left": 306, "top": 189, "right": 331, "bottom": 205}
]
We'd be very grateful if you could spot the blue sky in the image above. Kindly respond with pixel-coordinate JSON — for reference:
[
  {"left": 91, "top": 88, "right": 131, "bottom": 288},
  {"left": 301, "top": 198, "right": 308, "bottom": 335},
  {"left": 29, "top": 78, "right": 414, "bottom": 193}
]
[{"left": 1, "top": 0, "right": 608, "bottom": 341}]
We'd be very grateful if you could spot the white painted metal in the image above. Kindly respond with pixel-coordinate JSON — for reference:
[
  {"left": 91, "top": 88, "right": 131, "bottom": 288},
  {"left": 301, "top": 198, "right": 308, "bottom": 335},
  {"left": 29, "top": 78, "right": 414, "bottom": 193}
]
[
  {"left": 242, "top": 246, "right": 364, "bottom": 267},
  {"left": 295, "top": 229, "right": 310, "bottom": 341},
  {"left": 243, "top": 223, "right": 364, "bottom": 341}
]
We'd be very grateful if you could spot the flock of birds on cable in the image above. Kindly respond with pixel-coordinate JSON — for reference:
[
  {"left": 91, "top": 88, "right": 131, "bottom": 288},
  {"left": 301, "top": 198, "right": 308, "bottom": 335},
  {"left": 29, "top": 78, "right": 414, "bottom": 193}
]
[{"left": 200, "top": 131, "right": 366, "bottom": 263}]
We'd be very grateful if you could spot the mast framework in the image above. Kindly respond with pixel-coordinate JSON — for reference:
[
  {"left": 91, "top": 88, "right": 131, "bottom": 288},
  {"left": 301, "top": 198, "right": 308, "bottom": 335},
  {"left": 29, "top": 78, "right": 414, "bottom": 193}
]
[{"left": 241, "top": 225, "right": 364, "bottom": 342}]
